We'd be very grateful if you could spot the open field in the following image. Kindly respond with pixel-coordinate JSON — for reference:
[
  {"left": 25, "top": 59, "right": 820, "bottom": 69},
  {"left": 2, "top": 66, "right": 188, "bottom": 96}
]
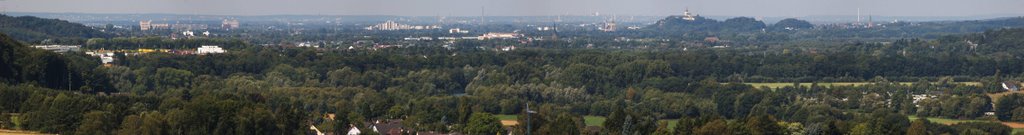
[
  {"left": 0, "top": 129, "right": 51, "bottom": 135},
  {"left": 907, "top": 116, "right": 1024, "bottom": 134},
  {"left": 502, "top": 114, "right": 1021, "bottom": 133},
  {"left": 496, "top": 115, "right": 519, "bottom": 126},
  {"left": 989, "top": 91, "right": 1024, "bottom": 103},
  {"left": 741, "top": 82, "right": 981, "bottom": 89},
  {"left": 584, "top": 116, "right": 605, "bottom": 126},
  {"left": 496, "top": 115, "right": 677, "bottom": 128},
  {"left": 500, "top": 120, "right": 519, "bottom": 126},
  {"left": 907, "top": 115, "right": 991, "bottom": 125},
  {"left": 496, "top": 115, "right": 518, "bottom": 121}
]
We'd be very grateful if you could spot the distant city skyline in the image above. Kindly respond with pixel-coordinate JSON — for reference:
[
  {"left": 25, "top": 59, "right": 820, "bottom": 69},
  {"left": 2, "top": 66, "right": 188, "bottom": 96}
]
[{"left": 2, "top": 0, "right": 1023, "bottom": 17}]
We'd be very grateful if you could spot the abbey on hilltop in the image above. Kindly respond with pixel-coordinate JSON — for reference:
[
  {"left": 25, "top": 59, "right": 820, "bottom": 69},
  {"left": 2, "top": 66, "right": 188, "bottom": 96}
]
[{"left": 682, "top": 8, "right": 698, "bottom": 21}]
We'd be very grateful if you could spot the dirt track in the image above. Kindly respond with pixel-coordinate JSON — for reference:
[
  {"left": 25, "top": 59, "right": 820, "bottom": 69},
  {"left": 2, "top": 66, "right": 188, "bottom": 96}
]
[
  {"left": 1002, "top": 122, "right": 1024, "bottom": 128},
  {"left": 501, "top": 120, "right": 519, "bottom": 126}
]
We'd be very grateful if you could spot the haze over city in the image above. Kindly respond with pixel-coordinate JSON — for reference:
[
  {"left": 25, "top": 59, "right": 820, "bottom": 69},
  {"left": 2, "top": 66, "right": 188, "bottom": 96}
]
[
  {"left": 5, "top": 0, "right": 1024, "bottom": 135},
  {"left": 3, "top": 0, "right": 1024, "bottom": 17}
]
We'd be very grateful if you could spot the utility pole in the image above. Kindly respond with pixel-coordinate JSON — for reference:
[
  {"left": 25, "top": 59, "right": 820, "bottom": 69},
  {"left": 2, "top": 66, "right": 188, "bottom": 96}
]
[
  {"left": 524, "top": 102, "right": 537, "bottom": 135},
  {"left": 526, "top": 102, "right": 530, "bottom": 135}
]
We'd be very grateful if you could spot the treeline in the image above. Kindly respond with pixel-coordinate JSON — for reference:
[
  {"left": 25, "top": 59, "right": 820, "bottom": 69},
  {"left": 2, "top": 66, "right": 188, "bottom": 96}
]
[
  {"left": 1, "top": 71, "right": 1014, "bottom": 135},
  {"left": 112, "top": 30, "right": 1024, "bottom": 88},
  {"left": 0, "top": 14, "right": 110, "bottom": 42},
  {"left": 0, "top": 84, "right": 309, "bottom": 135},
  {"left": 0, "top": 33, "right": 112, "bottom": 92},
  {"left": 83, "top": 37, "right": 249, "bottom": 50},
  {"left": 796, "top": 16, "right": 1024, "bottom": 39},
  {"left": 5, "top": 29, "right": 1024, "bottom": 135},
  {"left": 646, "top": 16, "right": 769, "bottom": 33}
]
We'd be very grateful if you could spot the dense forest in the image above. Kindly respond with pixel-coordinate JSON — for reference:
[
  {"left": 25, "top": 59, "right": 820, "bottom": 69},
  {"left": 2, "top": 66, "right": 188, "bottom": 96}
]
[
  {"left": 4, "top": 26, "right": 1024, "bottom": 135},
  {"left": 646, "top": 16, "right": 768, "bottom": 33},
  {"left": 5, "top": 12, "right": 1024, "bottom": 135},
  {"left": 639, "top": 16, "right": 1024, "bottom": 42}
]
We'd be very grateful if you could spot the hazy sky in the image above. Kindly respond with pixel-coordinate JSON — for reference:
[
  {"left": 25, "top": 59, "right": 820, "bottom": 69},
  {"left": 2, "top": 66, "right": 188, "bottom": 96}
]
[{"left": 2, "top": 0, "right": 1023, "bottom": 17}]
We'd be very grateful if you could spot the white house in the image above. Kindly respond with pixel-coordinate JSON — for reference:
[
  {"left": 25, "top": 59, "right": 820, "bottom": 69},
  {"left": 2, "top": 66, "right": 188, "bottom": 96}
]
[
  {"left": 1002, "top": 81, "right": 1020, "bottom": 91},
  {"left": 309, "top": 125, "right": 326, "bottom": 135},
  {"left": 346, "top": 126, "right": 361, "bottom": 135}
]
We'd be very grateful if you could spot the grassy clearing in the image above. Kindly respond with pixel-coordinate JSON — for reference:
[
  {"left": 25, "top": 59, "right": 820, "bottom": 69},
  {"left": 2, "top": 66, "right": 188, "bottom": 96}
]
[
  {"left": 0, "top": 129, "right": 51, "bottom": 135},
  {"left": 583, "top": 116, "right": 605, "bottom": 126},
  {"left": 496, "top": 115, "right": 677, "bottom": 129},
  {"left": 742, "top": 82, "right": 981, "bottom": 89},
  {"left": 907, "top": 115, "right": 991, "bottom": 125},
  {"left": 907, "top": 115, "right": 1024, "bottom": 134},
  {"left": 495, "top": 114, "right": 518, "bottom": 121},
  {"left": 496, "top": 115, "right": 609, "bottom": 126},
  {"left": 661, "top": 119, "right": 679, "bottom": 129},
  {"left": 582, "top": 116, "right": 678, "bottom": 129},
  {"left": 988, "top": 91, "right": 1024, "bottom": 103}
]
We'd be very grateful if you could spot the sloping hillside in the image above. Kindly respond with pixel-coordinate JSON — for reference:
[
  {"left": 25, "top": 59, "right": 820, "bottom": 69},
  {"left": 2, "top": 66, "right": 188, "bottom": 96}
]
[
  {"left": 647, "top": 16, "right": 767, "bottom": 33},
  {"left": 0, "top": 33, "right": 111, "bottom": 92},
  {"left": 0, "top": 14, "right": 109, "bottom": 42}
]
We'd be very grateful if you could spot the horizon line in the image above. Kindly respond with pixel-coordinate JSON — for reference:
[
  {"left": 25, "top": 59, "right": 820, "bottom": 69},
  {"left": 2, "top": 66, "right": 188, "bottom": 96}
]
[{"left": 5, "top": 11, "right": 1023, "bottom": 19}]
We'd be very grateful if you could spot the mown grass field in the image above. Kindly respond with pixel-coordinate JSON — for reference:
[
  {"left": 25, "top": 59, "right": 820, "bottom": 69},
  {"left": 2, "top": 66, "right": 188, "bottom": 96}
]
[
  {"left": 0, "top": 129, "right": 51, "bottom": 135},
  {"left": 741, "top": 82, "right": 981, "bottom": 89},
  {"left": 908, "top": 115, "right": 1024, "bottom": 134},
  {"left": 496, "top": 115, "right": 677, "bottom": 129},
  {"left": 907, "top": 115, "right": 991, "bottom": 124},
  {"left": 500, "top": 115, "right": 1022, "bottom": 133},
  {"left": 583, "top": 116, "right": 605, "bottom": 126},
  {"left": 495, "top": 114, "right": 518, "bottom": 121},
  {"left": 988, "top": 91, "right": 1024, "bottom": 103}
]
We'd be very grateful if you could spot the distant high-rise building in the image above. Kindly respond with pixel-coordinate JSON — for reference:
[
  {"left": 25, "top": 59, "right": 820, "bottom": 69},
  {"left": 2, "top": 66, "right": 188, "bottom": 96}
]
[
  {"left": 603, "top": 21, "right": 617, "bottom": 32},
  {"left": 550, "top": 23, "right": 559, "bottom": 40},
  {"left": 139, "top": 20, "right": 152, "bottom": 31},
  {"left": 151, "top": 23, "right": 170, "bottom": 30},
  {"left": 222, "top": 19, "right": 240, "bottom": 30},
  {"left": 602, "top": 17, "right": 617, "bottom": 32},
  {"left": 365, "top": 20, "right": 440, "bottom": 31},
  {"left": 378, "top": 20, "right": 402, "bottom": 30},
  {"left": 868, "top": 15, "right": 874, "bottom": 28}
]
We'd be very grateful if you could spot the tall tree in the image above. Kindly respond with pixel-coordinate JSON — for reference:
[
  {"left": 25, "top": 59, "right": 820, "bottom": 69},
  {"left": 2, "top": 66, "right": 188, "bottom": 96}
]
[
  {"left": 463, "top": 113, "right": 502, "bottom": 135},
  {"left": 906, "top": 119, "right": 930, "bottom": 135}
]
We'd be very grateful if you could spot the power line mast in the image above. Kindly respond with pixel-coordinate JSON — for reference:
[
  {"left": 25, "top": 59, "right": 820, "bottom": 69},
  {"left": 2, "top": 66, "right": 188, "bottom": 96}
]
[{"left": 480, "top": 6, "right": 485, "bottom": 25}]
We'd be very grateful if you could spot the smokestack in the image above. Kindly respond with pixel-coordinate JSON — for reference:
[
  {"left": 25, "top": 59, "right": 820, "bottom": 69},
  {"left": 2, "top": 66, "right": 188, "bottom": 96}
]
[{"left": 857, "top": 8, "right": 861, "bottom": 23}]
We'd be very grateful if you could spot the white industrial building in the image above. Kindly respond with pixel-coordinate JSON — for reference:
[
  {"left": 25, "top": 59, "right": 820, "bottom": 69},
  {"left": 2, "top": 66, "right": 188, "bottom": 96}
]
[
  {"left": 197, "top": 45, "right": 226, "bottom": 54},
  {"left": 365, "top": 20, "right": 440, "bottom": 30},
  {"left": 32, "top": 45, "right": 81, "bottom": 53}
]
